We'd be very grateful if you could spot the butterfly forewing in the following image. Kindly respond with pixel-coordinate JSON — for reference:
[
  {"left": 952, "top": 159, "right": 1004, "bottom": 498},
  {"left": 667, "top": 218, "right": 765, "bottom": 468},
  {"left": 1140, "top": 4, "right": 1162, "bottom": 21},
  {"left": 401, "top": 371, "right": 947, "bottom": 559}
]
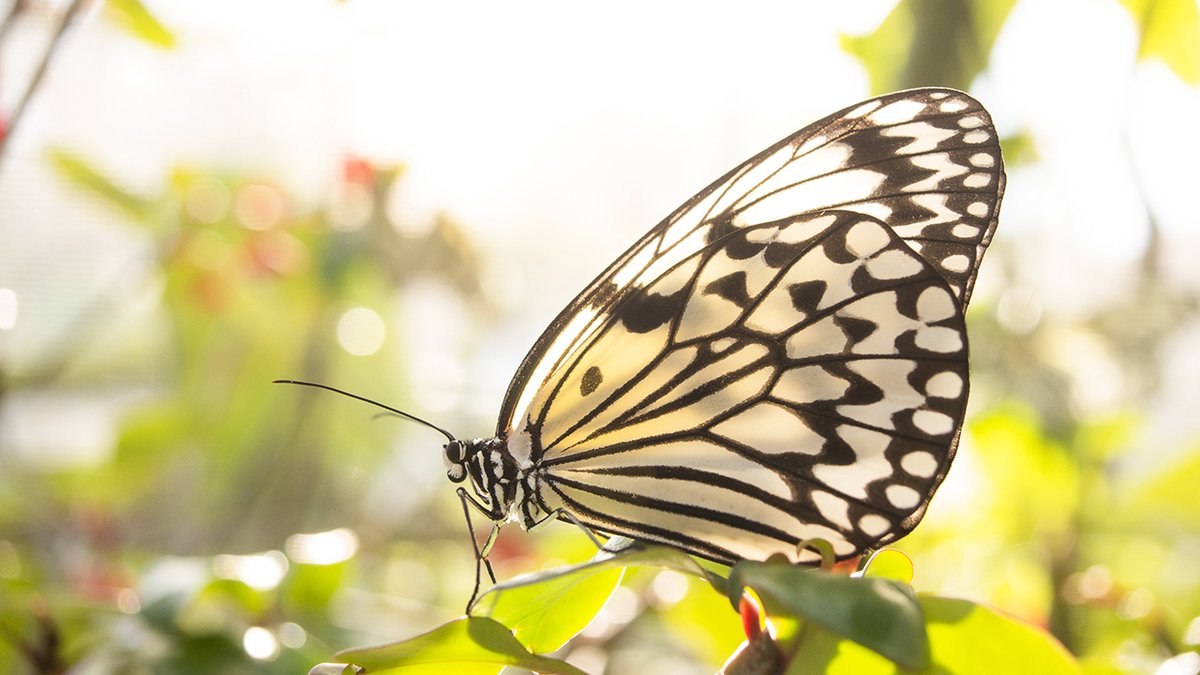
[{"left": 498, "top": 88, "right": 1003, "bottom": 565}]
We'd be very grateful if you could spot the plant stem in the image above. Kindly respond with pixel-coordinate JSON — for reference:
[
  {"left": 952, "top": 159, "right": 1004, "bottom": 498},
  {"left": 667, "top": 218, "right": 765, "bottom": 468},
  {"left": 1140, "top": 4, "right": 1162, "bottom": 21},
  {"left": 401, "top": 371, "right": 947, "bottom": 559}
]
[{"left": 0, "top": 0, "right": 89, "bottom": 166}]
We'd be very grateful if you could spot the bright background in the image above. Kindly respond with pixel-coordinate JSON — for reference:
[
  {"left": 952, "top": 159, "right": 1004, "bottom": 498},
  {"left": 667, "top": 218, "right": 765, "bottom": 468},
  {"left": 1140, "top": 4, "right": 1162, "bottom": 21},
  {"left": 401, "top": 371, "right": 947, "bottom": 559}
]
[{"left": 0, "top": 0, "right": 1198, "bottom": 673}]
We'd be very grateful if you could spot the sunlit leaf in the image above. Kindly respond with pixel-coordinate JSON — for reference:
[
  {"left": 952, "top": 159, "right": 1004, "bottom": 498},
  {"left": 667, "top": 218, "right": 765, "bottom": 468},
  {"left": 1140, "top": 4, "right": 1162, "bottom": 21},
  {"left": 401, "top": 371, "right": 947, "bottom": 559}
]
[
  {"left": 859, "top": 549, "right": 914, "bottom": 584},
  {"left": 333, "top": 617, "right": 586, "bottom": 675},
  {"left": 778, "top": 597, "right": 1078, "bottom": 674},
  {"left": 47, "top": 149, "right": 158, "bottom": 224},
  {"left": 1125, "top": 444, "right": 1200, "bottom": 529},
  {"left": 105, "top": 0, "right": 177, "bottom": 49},
  {"left": 470, "top": 557, "right": 624, "bottom": 653},
  {"left": 841, "top": 0, "right": 1016, "bottom": 91},
  {"left": 471, "top": 542, "right": 725, "bottom": 653},
  {"left": 1120, "top": 0, "right": 1200, "bottom": 84},
  {"left": 919, "top": 597, "right": 1079, "bottom": 674},
  {"left": 728, "top": 561, "right": 929, "bottom": 670}
]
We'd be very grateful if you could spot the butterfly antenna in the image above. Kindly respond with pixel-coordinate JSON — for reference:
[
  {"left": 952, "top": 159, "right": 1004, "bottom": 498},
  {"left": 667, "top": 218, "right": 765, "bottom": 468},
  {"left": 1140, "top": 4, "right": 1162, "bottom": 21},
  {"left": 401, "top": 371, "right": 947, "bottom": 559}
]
[{"left": 273, "top": 379, "right": 457, "bottom": 443}]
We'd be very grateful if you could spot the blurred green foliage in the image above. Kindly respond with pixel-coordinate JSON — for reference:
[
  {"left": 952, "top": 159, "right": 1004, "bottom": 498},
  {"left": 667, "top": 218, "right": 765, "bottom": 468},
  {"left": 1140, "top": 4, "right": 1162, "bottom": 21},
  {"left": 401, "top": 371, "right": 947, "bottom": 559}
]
[{"left": 1, "top": 1, "right": 1199, "bottom": 673}]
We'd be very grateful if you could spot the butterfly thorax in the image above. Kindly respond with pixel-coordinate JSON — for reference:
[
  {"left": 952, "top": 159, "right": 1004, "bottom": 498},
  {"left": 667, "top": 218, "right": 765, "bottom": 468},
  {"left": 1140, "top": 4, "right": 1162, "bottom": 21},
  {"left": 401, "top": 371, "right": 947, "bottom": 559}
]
[{"left": 443, "top": 437, "right": 549, "bottom": 527}]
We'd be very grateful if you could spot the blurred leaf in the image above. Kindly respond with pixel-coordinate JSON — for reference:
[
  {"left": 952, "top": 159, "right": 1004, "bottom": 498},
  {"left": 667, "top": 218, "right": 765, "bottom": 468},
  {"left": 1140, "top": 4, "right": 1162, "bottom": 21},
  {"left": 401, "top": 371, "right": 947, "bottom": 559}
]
[
  {"left": 1120, "top": 0, "right": 1200, "bottom": 84},
  {"left": 729, "top": 561, "right": 929, "bottom": 670},
  {"left": 781, "top": 597, "right": 1078, "bottom": 674},
  {"left": 1125, "top": 444, "right": 1200, "bottom": 528},
  {"left": 969, "top": 405, "right": 1081, "bottom": 537},
  {"left": 860, "top": 549, "right": 914, "bottom": 585},
  {"left": 47, "top": 148, "right": 157, "bottom": 224},
  {"left": 656, "top": 572, "right": 745, "bottom": 669},
  {"left": 333, "top": 617, "right": 586, "bottom": 675},
  {"left": 1000, "top": 130, "right": 1039, "bottom": 167},
  {"left": 105, "top": 0, "right": 177, "bottom": 49},
  {"left": 919, "top": 597, "right": 1079, "bottom": 674},
  {"left": 283, "top": 560, "right": 350, "bottom": 614},
  {"left": 841, "top": 0, "right": 1016, "bottom": 91}
]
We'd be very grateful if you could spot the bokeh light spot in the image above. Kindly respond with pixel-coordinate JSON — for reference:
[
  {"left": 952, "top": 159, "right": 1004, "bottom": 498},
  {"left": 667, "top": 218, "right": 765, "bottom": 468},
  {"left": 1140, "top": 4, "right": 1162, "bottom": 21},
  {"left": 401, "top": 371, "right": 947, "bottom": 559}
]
[
  {"left": 184, "top": 177, "right": 230, "bottom": 223},
  {"left": 0, "top": 288, "right": 17, "bottom": 330},
  {"left": 213, "top": 551, "right": 288, "bottom": 591},
  {"left": 285, "top": 528, "right": 359, "bottom": 565},
  {"left": 235, "top": 183, "right": 285, "bottom": 230},
  {"left": 278, "top": 622, "right": 307, "bottom": 649},
  {"left": 243, "top": 626, "right": 280, "bottom": 661},
  {"left": 337, "top": 307, "right": 386, "bottom": 356}
]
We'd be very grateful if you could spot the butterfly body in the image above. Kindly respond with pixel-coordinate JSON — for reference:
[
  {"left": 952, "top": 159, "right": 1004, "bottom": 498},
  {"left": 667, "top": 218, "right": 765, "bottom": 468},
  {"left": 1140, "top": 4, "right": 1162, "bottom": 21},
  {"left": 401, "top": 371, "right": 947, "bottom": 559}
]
[{"left": 444, "top": 87, "right": 1003, "bottom": 573}]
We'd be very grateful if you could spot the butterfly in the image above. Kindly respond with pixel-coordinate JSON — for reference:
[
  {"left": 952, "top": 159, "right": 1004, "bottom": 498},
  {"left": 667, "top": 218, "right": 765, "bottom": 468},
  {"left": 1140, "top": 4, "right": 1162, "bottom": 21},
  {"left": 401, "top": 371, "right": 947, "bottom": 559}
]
[{"left": 282, "top": 86, "right": 1004, "bottom": 602}]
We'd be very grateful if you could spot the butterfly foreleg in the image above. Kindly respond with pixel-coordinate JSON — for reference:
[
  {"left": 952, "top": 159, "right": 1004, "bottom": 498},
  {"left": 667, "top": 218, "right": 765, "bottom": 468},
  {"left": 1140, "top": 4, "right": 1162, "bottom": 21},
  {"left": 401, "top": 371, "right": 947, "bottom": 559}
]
[{"left": 457, "top": 487, "right": 502, "bottom": 612}]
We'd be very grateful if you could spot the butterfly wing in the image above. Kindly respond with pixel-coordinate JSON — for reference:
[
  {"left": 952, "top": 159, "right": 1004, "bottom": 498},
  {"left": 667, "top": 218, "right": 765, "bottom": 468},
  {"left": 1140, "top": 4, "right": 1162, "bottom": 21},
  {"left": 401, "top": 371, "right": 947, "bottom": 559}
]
[{"left": 499, "top": 88, "right": 1004, "bottom": 564}]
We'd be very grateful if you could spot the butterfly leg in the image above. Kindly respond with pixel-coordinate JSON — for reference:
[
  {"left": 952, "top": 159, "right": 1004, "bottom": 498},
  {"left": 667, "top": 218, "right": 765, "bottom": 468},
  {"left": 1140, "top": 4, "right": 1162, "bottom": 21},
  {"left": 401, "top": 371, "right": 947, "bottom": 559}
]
[
  {"left": 457, "top": 487, "right": 500, "bottom": 612},
  {"left": 527, "top": 508, "right": 636, "bottom": 557}
]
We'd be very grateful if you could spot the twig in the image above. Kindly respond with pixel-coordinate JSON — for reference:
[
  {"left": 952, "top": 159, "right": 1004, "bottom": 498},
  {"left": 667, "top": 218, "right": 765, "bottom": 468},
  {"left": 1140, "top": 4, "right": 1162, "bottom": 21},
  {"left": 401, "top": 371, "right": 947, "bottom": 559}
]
[
  {"left": 0, "top": 0, "right": 31, "bottom": 46},
  {"left": 0, "top": 0, "right": 89, "bottom": 165}
]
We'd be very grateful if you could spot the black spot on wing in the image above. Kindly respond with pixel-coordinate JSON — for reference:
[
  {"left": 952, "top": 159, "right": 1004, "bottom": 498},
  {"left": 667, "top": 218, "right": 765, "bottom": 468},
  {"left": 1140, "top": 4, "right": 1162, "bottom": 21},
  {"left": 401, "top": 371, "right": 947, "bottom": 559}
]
[
  {"left": 588, "top": 280, "right": 620, "bottom": 309},
  {"left": 705, "top": 272, "right": 751, "bottom": 308},
  {"left": 763, "top": 240, "right": 806, "bottom": 269},
  {"left": 618, "top": 287, "right": 687, "bottom": 333},
  {"left": 705, "top": 213, "right": 738, "bottom": 245},
  {"left": 835, "top": 315, "right": 878, "bottom": 345},
  {"left": 788, "top": 280, "right": 827, "bottom": 315},
  {"left": 580, "top": 365, "right": 603, "bottom": 396}
]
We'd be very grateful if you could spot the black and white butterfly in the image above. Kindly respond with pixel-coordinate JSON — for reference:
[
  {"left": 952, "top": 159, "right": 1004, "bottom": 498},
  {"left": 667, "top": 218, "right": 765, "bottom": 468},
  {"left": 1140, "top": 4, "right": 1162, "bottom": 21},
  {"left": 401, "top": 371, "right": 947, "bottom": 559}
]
[{"left": 285, "top": 87, "right": 1004, "bottom": 595}]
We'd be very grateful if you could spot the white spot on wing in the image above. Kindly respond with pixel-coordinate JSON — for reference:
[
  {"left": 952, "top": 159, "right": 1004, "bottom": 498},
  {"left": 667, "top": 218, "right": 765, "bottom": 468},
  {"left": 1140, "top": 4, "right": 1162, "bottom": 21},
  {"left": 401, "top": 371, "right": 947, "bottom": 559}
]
[
  {"left": 941, "top": 254, "right": 970, "bottom": 273},
  {"left": 868, "top": 99, "right": 927, "bottom": 125},
  {"left": 901, "top": 451, "right": 938, "bottom": 477},
  {"left": 812, "top": 490, "right": 852, "bottom": 530},
  {"left": 886, "top": 485, "right": 921, "bottom": 509},
  {"left": 858, "top": 514, "right": 890, "bottom": 537},
  {"left": 963, "top": 130, "right": 990, "bottom": 144},
  {"left": 866, "top": 249, "right": 924, "bottom": 280},
  {"left": 924, "top": 371, "right": 963, "bottom": 398},
  {"left": 845, "top": 221, "right": 890, "bottom": 258},
  {"left": 917, "top": 287, "right": 955, "bottom": 322},
  {"left": 912, "top": 409, "right": 954, "bottom": 436}
]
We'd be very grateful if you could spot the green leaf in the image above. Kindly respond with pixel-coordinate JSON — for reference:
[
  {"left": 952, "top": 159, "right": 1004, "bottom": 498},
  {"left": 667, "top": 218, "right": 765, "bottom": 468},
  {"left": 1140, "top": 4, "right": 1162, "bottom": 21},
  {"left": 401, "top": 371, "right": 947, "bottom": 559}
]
[
  {"left": 859, "top": 549, "right": 914, "bottom": 584},
  {"left": 1125, "top": 444, "right": 1200, "bottom": 529},
  {"left": 470, "top": 557, "right": 624, "bottom": 653},
  {"left": 841, "top": 0, "right": 1016, "bottom": 92},
  {"left": 781, "top": 596, "right": 1079, "bottom": 674},
  {"left": 729, "top": 561, "right": 929, "bottom": 671},
  {"left": 1120, "top": 0, "right": 1200, "bottom": 84},
  {"left": 332, "top": 617, "right": 586, "bottom": 675},
  {"left": 47, "top": 149, "right": 157, "bottom": 224},
  {"left": 919, "top": 597, "right": 1079, "bottom": 674},
  {"left": 471, "top": 542, "right": 725, "bottom": 653},
  {"left": 105, "top": 0, "right": 177, "bottom": 49}
]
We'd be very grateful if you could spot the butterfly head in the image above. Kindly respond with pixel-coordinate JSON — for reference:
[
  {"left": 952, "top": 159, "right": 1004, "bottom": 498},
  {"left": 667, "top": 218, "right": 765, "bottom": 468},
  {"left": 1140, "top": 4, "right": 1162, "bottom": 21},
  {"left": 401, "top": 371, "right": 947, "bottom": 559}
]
[{"left": 443, "top": 439, "right": 471, "bottom": 483}]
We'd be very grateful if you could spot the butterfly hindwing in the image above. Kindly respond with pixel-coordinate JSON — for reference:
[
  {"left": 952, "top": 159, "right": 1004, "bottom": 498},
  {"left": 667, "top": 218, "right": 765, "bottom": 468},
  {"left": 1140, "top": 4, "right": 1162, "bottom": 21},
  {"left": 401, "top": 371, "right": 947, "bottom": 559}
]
[{"left": 499, "top": 88, "right": 1003, "bottom": 565}]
